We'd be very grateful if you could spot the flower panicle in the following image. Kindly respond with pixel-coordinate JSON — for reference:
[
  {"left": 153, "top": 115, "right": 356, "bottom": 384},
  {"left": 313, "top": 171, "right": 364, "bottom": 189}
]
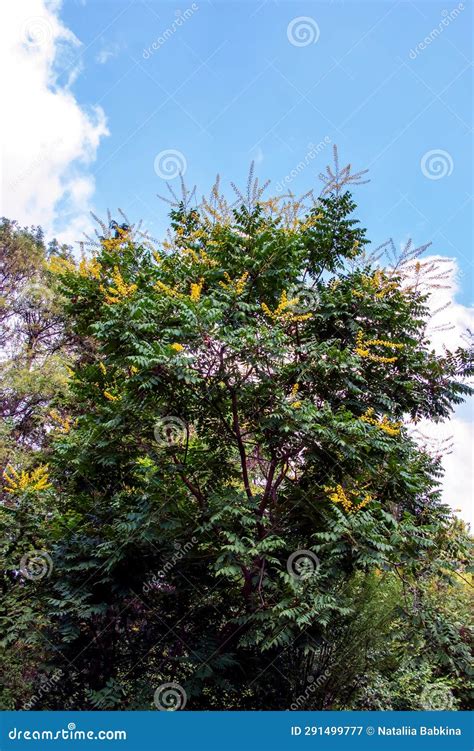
[{"left": 3, "top": 464, "right": 51, "bottom": 494}]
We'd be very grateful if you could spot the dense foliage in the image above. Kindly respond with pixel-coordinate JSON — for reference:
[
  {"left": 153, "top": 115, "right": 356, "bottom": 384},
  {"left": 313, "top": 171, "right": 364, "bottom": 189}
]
[{"left": 1, "top": 167, "right": 472, "bottom": 710}]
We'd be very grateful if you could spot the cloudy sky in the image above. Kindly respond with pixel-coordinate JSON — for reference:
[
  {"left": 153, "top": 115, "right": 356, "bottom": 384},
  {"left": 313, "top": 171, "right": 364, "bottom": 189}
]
[{"left": 1, "top": 0, "right": 472, "bottom": 522}]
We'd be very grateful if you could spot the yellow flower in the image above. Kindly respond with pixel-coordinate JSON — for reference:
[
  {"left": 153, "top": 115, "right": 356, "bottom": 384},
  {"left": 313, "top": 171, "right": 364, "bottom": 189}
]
[
  {"left": 170, "top": 343, "right": 184, "bottom": 352},
  {"left": 103, "top": 390, "right": 120, "bottom": 402},
  {"left": 78, "top": 257, "right": 101, "bottom": 279},
  {"left": 155, "top": 280, "right": 183, "bottom": 299},
  {"left": 49, "top": 409, "right": 73, "bottom": 434},
  {"left": 3, "top": 464, "right": 51, "bottom": 494},
  {"left": 354, "top": 270, "right": 399, "bottom": 299},
  {"left": 99, "top": 362, "right": 107, "bottom": 376},
  {"left": 219, "top": 271, "right": 249, "bottom": 296},
  {"left": 261, "top": 290, "right": 312, "bottom": 324},
  {"left": 47, "top": 256, "right": 76, "bottom": 275},
  {"left": 190, "top": 278, "right": 204, "bottom": 302},
  {"left": 100, "top": 267, "right": 137, "bottom": 305},
  {"left": 354, "top": 331, "right": 403, "bottom": 364},
  {"left": 324, "top": 482, "right": 373, "bottom": 514}
]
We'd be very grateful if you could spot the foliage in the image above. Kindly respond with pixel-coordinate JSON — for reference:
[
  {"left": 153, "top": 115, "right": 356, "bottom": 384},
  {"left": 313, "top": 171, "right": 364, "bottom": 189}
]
[{"left": 0, "top": 166, "right": 472, "bottom": 710}]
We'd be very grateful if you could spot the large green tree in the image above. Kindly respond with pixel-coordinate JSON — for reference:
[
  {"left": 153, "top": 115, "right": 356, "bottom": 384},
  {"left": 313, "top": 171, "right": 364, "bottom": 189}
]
[{"left": 2, "top": 163, "right": 472, "bottom": 710}]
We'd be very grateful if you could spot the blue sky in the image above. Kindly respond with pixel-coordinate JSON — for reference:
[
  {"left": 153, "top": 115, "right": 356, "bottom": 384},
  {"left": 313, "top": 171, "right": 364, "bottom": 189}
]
[{"left": 56, "top": 0, "right": 473, "bottom": 304}]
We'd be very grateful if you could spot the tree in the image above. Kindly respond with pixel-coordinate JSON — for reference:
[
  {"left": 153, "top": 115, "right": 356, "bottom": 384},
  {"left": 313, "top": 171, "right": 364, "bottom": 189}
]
[{"left": 2, "top": 156, "right": 472, "bottom": 710}]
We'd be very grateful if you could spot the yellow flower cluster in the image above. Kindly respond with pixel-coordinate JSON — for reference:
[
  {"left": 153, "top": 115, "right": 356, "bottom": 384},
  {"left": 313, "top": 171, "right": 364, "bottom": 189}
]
[
  {"left": 353, "top": 270, "right": 398, "bottom": 299},
  {"left": 354, "top": 331, "right": 404, "bottom": 364},
  {"left": 49, "top": 409, "right": 73, "bottom": 434},
  {"left": 101, "top": 228, "right": 130, "bottom": 252},
  {"left": 170, "top": 343, "right": 184, "bottom": 352},
  {"left": 181, "top": 245, "right": 218, "bottom": 268},
  {"left": 261, "top": 290, "right": 312, "bottom": 324},
  {"left": 103, "top": 390, "right": 121, "bottom": 402},
  {"left": 289, "top": 382, "right": 302, "bottom": 409},
  {"left": 324, "top": 483, "right": 373, "bottom": 514},
  {"left": 155, "top": 280, "right": 183, "bottom": 299},
  {"left": 100, "top": 267, "right": 137, "bottom": 305},
  {"left": 190, "top": 277, "right": 204, "bottom": 302},
  {"left": 360, "top": 408, "right": 401, "bottom": 436},
  {"left": 219, "top": 271, "right": 249, "bottom": 296},
  {"left": 78, "top": 257, "right": 101, "bottom": 279},
  {"left": 3, "top": 464, "right": 51, "bottom": 494},
  {"left": 47, "top": 256, "right": 76, "bottom": 275}
]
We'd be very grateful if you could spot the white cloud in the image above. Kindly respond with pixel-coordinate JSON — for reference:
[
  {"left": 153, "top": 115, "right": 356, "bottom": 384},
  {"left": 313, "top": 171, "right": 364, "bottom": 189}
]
[
  {"left": 95, "top": 42, "right": 120, "bottom": 65},
  {"left": 404, "top": 256, "right": 473, "bottom": 527},
  {"left": 0, "top": 0, "right": 109, "bottom": 246}
]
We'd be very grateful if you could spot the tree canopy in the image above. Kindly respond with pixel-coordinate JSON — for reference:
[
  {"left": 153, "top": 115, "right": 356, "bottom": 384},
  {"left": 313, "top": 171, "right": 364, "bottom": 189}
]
[{"left": 1, "top": 158, "right": 472, "bottom": 711}]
